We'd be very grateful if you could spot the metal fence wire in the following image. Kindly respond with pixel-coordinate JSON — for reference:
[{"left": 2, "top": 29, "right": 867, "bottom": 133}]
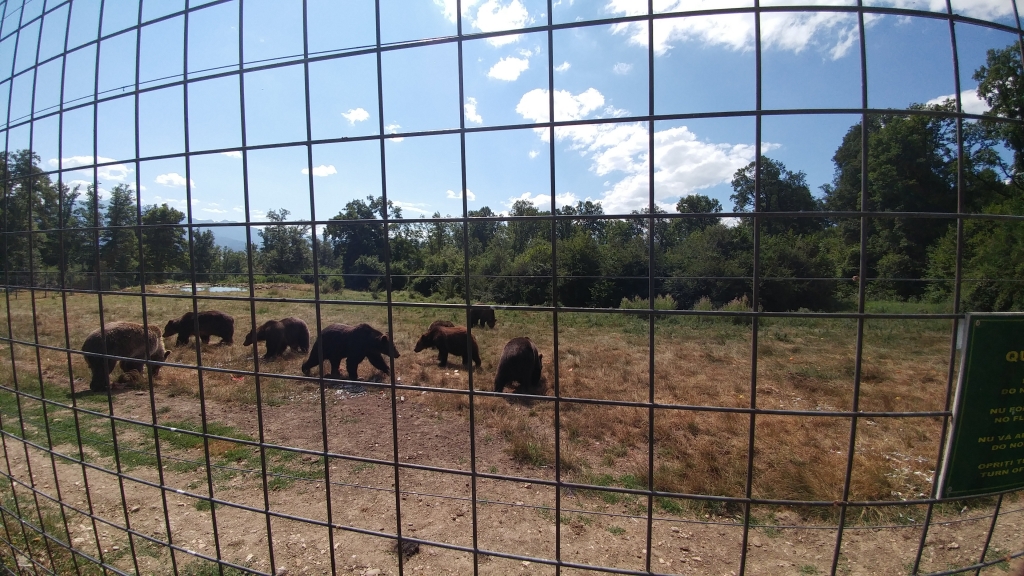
[{"left": 1, "top": 0, "right": 1023, "bottom": 574}]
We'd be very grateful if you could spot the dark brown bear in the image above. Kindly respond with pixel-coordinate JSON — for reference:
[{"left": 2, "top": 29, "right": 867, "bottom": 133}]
[
  {"left": 469, "top": 306, "right": 497, "bottom": 328},
  {"left": 494, "top": 337, "right": 544, "bottom": 394},
  {"left": 163, "top": 310, "right": 235, "bottom": 346},
  {"left": 414, "top": 324, "right": 481, "bottom": 367},
  {"left": 301, "top": 323, "right": 400, "bottom": 380},
  {"left": 243, "top": 317, "right": 310, "bottom": 359},
  {"left": 429, "top": 320, "right": 455, "bottom": 330},
  {"left": 82, "top": 322, "right": 171, "bottom": 392}
]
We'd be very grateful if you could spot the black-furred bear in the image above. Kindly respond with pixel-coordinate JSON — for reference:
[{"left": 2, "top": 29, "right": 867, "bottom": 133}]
[
  {"left": 494, "top": 337, "right": 544, "bottom": 394},
  {"left": 469, "top": 306, "right": 497, "bottom": 328},
  {"left": 301, "top": 323, "right": 400, "bottom": 380},
  {"left": 163, "top": 310, "right": 235, "bottom": 346},
  {"left": 82, "top": 322, "right": 171, "bottom": 392},
  {"left": 414, "top": 324, "right": 481, "bottom": 367},
  {"left": 243, "top": 317, "right": 310, "bottom": 359}
]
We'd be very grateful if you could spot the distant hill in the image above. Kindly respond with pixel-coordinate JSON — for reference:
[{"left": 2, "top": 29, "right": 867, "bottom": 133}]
[{"left": 192, "top": 220, "right": 252, "bottom": 251}]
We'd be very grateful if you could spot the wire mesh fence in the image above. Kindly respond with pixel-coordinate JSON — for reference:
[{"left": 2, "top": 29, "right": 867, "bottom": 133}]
[{"left": 1, "top": 0, "right": 1024, "bottom": 574}]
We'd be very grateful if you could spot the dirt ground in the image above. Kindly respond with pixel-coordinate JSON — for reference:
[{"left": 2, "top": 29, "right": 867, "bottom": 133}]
[{"left": 2, "top": 376, "right": 1022, "bottom": 576}]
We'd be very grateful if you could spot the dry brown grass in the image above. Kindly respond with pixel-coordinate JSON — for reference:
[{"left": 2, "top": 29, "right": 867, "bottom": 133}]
[{"left": 0, "top": 284, "right": 956, "bottom": 516}]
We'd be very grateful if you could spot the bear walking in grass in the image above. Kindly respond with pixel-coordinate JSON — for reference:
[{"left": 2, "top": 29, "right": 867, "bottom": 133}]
[
  {"left": 243, "top": 317, "right": 310, "bottom": 360},
  {"left": 82, "top": 322, "right": 171, "bottom": 392},
  {"left": 414, "top": 324, "right": 481, "bottom": 368},
  {"left": 494, "top": 337, "right": 544, "bottom": 394},
  {"left": 469, "top": 306, "right": 497, "bottom": 328},
  {"left": 163, "top": 310, "right": 235, "bottom": 346},
  {"left": 301, "top": 323, "right": 400, "bottom": 380}
]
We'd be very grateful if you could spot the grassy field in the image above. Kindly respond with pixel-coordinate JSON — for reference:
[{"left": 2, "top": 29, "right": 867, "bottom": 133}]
[{"left": 0, "top": 283, "right": 965, "bottom": 518}]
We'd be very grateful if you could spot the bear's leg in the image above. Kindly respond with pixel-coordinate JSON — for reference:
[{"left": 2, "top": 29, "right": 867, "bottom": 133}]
[
  {"left": 176, "top": 335, "right": 190, "bottom": 347},
  {"left": 263, "top": 335, "right": 282, "bottom": 360},
  {"left": 472, "top": 344, "right": 481, "bottom": 367},
  {"left": 200, "top": 334, "right": 211, "bottom": 344},
  {"left": 437, "top": 348, "right": 448, "bottom": 367},
  {"left": 345, "top": 356, "right": 362, "bottom": 381},
  {"left": 120, "top": 360, "right": 144, "bottom": 374},
  {"left": 88, "top": 358, "right": 116, "bottom": 391},
  {"left": 365, "top": 352, "right": 391, "bottom": 376}
]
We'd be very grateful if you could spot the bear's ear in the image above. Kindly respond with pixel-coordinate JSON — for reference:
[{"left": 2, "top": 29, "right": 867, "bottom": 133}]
[
  {"left": 538, "top": 353, "right": 543, "bottom": 363},
  {"left": 164, "top": 350, "right": 171, "bottom": 359},
  {"left": 379, "top": 334, "right": 389, "bottom": 344}
]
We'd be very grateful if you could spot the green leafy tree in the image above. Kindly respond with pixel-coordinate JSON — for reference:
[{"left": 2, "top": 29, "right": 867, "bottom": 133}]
[
  {"left": 258, "top": 209, "right": 311, "bottom": 276},
  {"left": 731, "top": 157, "right": 822, "bottom": 236},
  {"left": 193, "top": 229, "right": 219, "bottom": 280},
  {"left": 674, "top": 194, "right": 722, "bottom": 237},
  {"left": 974, "top": 44, "right": 1024, "bottom": 180},
  {"left": 323, "top": 195, "right": 402, "bottom": 277},
  {"left": 142, "top": 203, "right": 188, "bottom": 282},
  {"left": 100, "top": 184, "right": 139, "bottom": 277},
  {"left": 822, "top": 113, "right": 959, "bottom": 298}
]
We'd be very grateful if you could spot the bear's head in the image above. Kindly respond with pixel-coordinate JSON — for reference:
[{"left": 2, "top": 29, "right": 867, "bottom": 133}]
[
  {"left": 162, "top": 319, "right": 179, "bottom": 338},
  {"left": 379, "top": 334, "right": 400, "bottom": 359},
  {"left": 242, "top": 328, "right": 257, "bottom": 347},
  {"left": 148, "top": 349, "right": 172, "bottom": 377},
  {"left": 413, "top": 329, "right": 436, "bottom": 353}
]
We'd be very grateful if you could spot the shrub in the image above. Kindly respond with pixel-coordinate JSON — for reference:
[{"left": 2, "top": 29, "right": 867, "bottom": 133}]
[{"left": 619, "top": 294, "right": 677, "bottom": 316}]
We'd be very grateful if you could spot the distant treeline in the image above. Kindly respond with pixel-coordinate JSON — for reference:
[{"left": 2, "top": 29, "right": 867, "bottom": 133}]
[{"left": 4, "top": 45, "right": 1024, "bottom": 312}]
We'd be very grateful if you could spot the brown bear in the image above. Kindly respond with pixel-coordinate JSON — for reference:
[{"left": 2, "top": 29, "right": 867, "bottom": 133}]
[
  {"left": 429, "top": 320, "right": 456, "bottom": 330},
  {"left": 243, "top": 317, "right": 310, "bottom": 360},
  {"left": 81, "top": 322, "right": 171, "bottom": 392},
  {"left": 469, "top": 306, "right": 496, "bottom": 328},
  {"left": 163, "top": 310, "right": 235, "bottom": 346},
  {"left": 301, "top": 323, "right": 400, "bottom": 380},
  {"left": 414, "top": 324, "right": 481, "bottom": 367},
  {"left": 494, "top": 337, "right": 544, "bottom": 394}
]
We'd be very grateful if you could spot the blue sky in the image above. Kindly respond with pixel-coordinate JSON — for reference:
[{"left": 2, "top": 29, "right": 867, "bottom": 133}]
[{"left": 1, "top": 0, "right": 1021, "bottom": 225}]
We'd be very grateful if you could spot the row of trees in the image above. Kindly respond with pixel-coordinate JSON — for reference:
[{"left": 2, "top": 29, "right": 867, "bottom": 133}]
[{"left": 3, "top": 45, "right": 1024, "bottom": 311}]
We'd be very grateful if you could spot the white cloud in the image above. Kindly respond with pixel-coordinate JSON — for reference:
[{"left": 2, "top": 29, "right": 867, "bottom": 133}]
[
  {"left": 516, "top": 87, "right": 605, "bottom": 123},
  {"left": 446, "top": 188, "right": 477, "bottom": 201},
  {"left": 221, "top": 151, "right": 242, "bottom": 159},
  {"left": 155, "top": 173, "right": 194, "bottom": 188},
  {"left": 613, "top": 62, "right": 633, "bottom": 75},
  {"left": 436, "top": 0, "right": 531, "bottom": 45},
  {"left": 528, "top": 150, "right": 539, "bottom": 159},
  {"left": 608, "top": 0, "right": 1015, "bottom": 59},
  {"left": 200, "top": 207, "right": 228, "bottom": 214},
  {"left": 301, "top": 164, "right": 338, "bottom": 177},
  {"left": 391, "top": 200, "right": 432, "bottom": 215},
  {"left": 342, "top": 108, "right": 370, "bottom": 124},
  {"left": 516, "top": 86, "right": 774, "bottom": 213},
  {"left": 50, "top": 156, "right": 133, "bottom": 182},
  {"left": 608, "top": 2, "right": 858, "bottom": 59},
  {"left": 488, "top": 56, "right": 530, "bottom": 81},
  {"left": 505, "top": 191, "right": 578, "bottom": 210},
  {"left": 554, "top": 61, "right": 571, "bottom": 73},
  {"left": 149, "top": 195, "right": 188, "bottom": 207},
  {"left": 386, "top": 123, "right": 404, "bottom": 143},
  {"left": 475, "top": 0, "right": 530, "bottom": 45},
  {"left": 465, "top": 97, "right": 484, "bottom": 124},
  {"left": 927, "top": 89, "right": 990, "bottom": 115}
]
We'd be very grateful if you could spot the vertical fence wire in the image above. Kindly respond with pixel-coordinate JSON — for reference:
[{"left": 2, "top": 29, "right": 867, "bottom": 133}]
[{"left": 1, "top": 1, "right": 1024, "bottom": 575}]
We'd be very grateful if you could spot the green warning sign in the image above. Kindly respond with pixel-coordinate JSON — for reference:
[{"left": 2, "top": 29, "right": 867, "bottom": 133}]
[{"left": 939, "top": 314, "right": 1024, "bottom": 498}]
